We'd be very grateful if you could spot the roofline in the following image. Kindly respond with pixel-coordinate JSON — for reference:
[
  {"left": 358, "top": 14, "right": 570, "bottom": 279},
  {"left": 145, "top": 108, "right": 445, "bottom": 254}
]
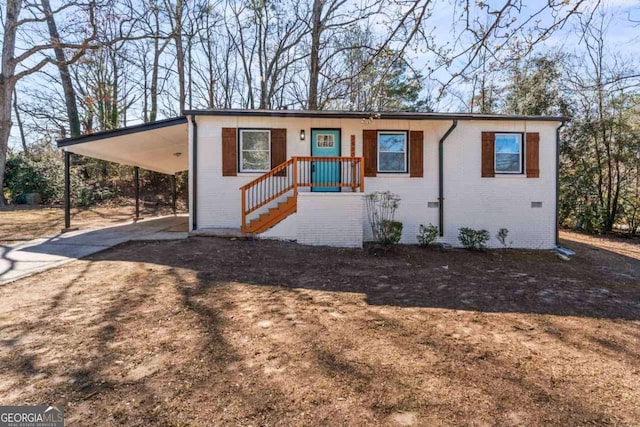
[
  {"left": 56, "top": 116, "right": 188, "bottom": 148},
  {"left": 182, "top": 109, "right": 568, "bottom": 122}
]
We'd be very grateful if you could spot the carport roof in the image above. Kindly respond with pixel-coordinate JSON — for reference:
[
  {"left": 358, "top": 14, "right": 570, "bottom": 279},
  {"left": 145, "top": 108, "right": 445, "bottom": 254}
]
[{"left": 56, "top": 117, "right": 188, "bottom": 175}]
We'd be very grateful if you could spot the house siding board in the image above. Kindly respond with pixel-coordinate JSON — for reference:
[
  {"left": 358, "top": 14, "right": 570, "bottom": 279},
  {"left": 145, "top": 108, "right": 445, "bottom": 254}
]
[{"left": 195, "top": 116, "right": 558, "bottom": 249}]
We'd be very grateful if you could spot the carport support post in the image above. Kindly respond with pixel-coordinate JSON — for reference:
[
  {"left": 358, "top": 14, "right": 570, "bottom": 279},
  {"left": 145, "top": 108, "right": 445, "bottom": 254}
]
[
  {"left": 134, "top": 166, "right": 140, "bottom": 221},
  {"left": 61, "top": 151, "right": 78, "bottom": 233},
  {"left": 62, "top": 150, "right": 73, "bottom": 232},
  {"left": 171, "top": 174, "right": 177, "bottom": 215}
]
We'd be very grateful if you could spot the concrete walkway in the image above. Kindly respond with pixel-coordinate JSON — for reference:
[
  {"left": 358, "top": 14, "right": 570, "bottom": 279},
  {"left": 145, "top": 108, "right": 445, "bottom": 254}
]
[{"left": 0, "top": 215, "right": 188, "bottom": 285}]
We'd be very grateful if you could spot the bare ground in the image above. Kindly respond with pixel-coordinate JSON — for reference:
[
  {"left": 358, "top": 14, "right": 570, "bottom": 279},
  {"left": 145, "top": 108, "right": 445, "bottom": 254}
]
[{"left": 0, "top": 230, "right": 638, "bottom": 426}]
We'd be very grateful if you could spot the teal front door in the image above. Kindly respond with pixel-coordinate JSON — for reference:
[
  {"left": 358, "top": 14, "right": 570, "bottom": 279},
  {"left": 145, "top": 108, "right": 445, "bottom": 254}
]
[{"left": 311, "top": 129, "right": 341, "bottom": 192}]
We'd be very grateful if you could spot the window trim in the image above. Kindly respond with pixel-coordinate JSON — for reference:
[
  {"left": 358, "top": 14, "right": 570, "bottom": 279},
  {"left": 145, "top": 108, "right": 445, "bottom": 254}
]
[
  {"left": 377, "top": 130, "right": 408, "bottom": 174},
  {"left": 238, "top": 128, "right": 271, "bottom": 173},
  {"left": 494, "top": 132, "right": 524, "bottom": 175}
]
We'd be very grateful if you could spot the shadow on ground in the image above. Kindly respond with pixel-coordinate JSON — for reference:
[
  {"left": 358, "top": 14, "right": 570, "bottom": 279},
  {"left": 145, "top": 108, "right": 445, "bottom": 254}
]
[
  {"left": 90, "top": 235, "right": 640, "bottom": 321},
  {"left": 0, "top": 233, "right": 638, "bottom": 425}
]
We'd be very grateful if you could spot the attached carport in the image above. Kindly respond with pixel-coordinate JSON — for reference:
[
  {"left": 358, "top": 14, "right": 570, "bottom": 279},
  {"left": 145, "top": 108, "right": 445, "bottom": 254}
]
[{"left": 56, "top": 116, "right": 189, "bottom": 231}]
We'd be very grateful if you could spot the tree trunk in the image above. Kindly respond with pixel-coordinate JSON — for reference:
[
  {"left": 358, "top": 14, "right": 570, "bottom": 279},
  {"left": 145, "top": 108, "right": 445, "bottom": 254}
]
[
  {"left": 41, "top": 0, "right": 81, "bottom": 137},
  {"left": 174, "top": 0, "right": 186, "bottom": 112},
  {"left": 308, "top": 0, "right": 323, "bottom": 110},
  {"left": 0, "top": 0, "right": 22, "bottom": 205},
  {"left": 110, "top": 50, "right": 119, "bottom": 128},
  {"left": 12, "top": 88, "right": 27, "bottom": 154},
  {"left": 150, "top": 37, "right": 160, "bottom": 122}
]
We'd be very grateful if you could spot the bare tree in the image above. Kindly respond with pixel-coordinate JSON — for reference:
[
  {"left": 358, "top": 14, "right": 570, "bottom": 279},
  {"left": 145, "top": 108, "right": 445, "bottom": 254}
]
[{"left": 0, "top": 0, "right": 97, "bottom": 204}]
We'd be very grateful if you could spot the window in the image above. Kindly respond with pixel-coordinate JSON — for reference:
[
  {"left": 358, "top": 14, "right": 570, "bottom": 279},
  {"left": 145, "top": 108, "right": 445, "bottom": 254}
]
[
  {"left": 239, "top": 129, "right": 270, "bottom": 172},
  {"left": 377, "top": 131, "right": 407, "bottom": 173},
  {"left": 495, "top": 133, "right": 523, "bottom": 174}
]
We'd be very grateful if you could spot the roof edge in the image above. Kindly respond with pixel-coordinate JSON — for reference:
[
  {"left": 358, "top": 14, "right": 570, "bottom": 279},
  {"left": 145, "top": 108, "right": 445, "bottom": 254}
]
[
  {"left": 182, "top": 109, "right": 567, "bottom": 122},
  {"left": 57, "top": 116, "right": 187, "bottom": 148}
]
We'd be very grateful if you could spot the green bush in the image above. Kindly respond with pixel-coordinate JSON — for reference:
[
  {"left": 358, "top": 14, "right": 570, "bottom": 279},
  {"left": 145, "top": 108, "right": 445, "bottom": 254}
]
[
  {"left": 417, "top": 223, "right": 439, "bottom": 246},
  {"left": 380, "top": 220, "right": 403, "bottom": 245},
  {"left": 4, "top": 153, "right": 64, "bottom": 203},
  {"left": 458, "top": 227, "right": 490, "bottom": 250}
]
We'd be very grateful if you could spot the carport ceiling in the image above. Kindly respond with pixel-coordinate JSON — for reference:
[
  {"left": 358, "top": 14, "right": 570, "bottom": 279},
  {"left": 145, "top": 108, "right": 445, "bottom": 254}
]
[{"left": 57, "top": 117, "right": 189, "bottom": 175}]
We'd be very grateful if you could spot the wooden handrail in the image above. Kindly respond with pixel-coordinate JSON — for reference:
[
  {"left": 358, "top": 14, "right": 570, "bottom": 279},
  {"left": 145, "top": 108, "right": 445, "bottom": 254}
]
[
  {"left": 240, "top": 158, "right": 294, "bottom": 190},
  {"left": 240, "top": 156, "right": 364, "bottom": 231}
]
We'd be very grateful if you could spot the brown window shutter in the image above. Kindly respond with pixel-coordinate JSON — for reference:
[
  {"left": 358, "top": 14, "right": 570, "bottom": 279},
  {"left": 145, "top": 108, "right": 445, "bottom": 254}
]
[
  {"left": 481, "top": 132, "right": 495, "bottom": 177},
  {"left": 409, "top": 130, "right": 424, "bottom": 177},
  {"left": 271, "top": 128, "right": 287, "bottom": 176},
  {"left": 222, "top": 128, "right": 237, "bottom": 176},
  {"left": 363, "top": 130, "right": 377, "bottom": 177},
  {"left": 526, "top": 132, "right": 540, "bottom": 178}
]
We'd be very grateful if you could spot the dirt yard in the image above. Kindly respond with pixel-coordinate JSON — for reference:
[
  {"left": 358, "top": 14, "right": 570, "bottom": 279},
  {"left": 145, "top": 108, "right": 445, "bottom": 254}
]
[
  {"left": 0, "top": 231, "right": 638, "bottom": 426},
  {"left": 0, "top": 201, "right": 182, "bottom": 245}
]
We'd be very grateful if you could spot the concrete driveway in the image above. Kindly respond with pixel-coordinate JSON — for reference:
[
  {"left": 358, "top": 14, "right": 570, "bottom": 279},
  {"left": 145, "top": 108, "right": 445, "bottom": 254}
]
[{"left": 0, "top": 215, "right": 188, "bottom": 285}]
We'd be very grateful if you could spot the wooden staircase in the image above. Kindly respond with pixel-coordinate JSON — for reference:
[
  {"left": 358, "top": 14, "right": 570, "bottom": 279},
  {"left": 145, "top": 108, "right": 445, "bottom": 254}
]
[
  {"left": 244, "top": 196, "right": 297, "bottom": 233},
  {"left": 240, "top": 156, "right": 365, "bottom": 234}
]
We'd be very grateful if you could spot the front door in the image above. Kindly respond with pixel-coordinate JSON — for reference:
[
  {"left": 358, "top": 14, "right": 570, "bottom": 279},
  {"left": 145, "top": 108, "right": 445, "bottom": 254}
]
[{"left": 311, "top": 129, "right": 341, "bottom": 192}]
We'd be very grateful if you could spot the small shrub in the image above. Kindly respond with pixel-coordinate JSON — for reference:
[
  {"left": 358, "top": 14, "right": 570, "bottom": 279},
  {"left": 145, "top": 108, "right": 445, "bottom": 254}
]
[
  {"left": 496, "top": 228, "right": 509, "bottom": 248},
  {"left": 458, "top": 227, "right": 490, "bottom": 250},
  {"left": 365, "top": 191, "right": 402, "bottom": 245},
  {"left": 417, "top": 223, "right": 439, "bottom": 246},
  {"left": 380, "top": 220, "right": 403, "bottom": 245}
]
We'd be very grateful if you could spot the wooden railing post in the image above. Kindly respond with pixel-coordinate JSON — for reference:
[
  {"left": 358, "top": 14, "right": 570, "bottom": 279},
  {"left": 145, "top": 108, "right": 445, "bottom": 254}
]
[
  {"left": 360, "top": 157, "right": 365, "bottom": 192},
  {"left": 293, "top": 157, "right": 298, "bottom": 198},
  {"left": 351, "top": 159, "right": 356, "bottom": 192},
  {"left": 241, "top": 187, "right": 246, "bottom": 231}
]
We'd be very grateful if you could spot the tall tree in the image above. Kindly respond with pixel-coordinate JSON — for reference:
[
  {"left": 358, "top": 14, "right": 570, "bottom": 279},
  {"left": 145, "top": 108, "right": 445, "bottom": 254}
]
[
  {"left": 40, "top": 0, "right": 81, "bottom": 137},
  {"left": 0, "top": 0, "right": 96, "bottom": 204},
  {"left": 560, "top": 10, "right": 640, "bottom": 232},
  {"left": 504, "top": 54, "right": 565, "bottom": 116}
]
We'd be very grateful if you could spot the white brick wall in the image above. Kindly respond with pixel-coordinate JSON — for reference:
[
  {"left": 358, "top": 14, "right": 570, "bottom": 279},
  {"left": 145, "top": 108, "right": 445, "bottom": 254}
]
[
  {"left": 192, "top": 115, "right": 559, "bottom": 249},
  {"left": 295, "top": 193, "right": 364, "bottom": 248}
]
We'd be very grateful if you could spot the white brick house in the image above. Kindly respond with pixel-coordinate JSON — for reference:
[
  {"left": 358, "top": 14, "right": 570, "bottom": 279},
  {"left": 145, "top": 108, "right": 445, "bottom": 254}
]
[{"left": 58, "top": 109, "right": 564, "bottom": 249}]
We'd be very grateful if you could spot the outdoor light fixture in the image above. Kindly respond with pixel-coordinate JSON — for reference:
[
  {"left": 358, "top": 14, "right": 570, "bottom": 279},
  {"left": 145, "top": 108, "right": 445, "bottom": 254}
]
[{"left": 300, "top": 129, "right": 305, "bottom": 141}]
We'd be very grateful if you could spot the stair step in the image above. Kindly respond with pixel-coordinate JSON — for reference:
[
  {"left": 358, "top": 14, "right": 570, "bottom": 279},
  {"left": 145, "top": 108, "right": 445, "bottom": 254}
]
[{"left": 245, "top": 197, "right": 296, "bottom": 233}]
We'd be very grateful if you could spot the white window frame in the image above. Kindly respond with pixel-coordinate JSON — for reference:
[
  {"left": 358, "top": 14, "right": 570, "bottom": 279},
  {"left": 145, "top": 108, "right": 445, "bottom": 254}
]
[
  {"left": 377, "top": 131, "right": 408, "bottom": 173},
  {"left": 239, "top": 129, "right": 271, "bottom": 173},
  {"left": 494, "top": 133, "right": 523, "bottom": 174}
]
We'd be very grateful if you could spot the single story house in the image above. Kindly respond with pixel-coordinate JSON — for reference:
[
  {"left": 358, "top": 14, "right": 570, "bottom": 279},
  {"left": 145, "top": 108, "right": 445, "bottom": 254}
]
[{"left": 57, "top": 109, "right": 565, "bottom": 249}]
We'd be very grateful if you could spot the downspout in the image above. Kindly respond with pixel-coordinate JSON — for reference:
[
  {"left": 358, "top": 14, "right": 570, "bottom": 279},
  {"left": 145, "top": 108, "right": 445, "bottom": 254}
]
[
  {"left": 555, "top": 120, "right": 566, "bottom": 247},
  {"left": 190, "top": 114, "right": 198, "bottom": 231},
  {"left": 438, "top": 120, "right": 458, "bottom": 236}
]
